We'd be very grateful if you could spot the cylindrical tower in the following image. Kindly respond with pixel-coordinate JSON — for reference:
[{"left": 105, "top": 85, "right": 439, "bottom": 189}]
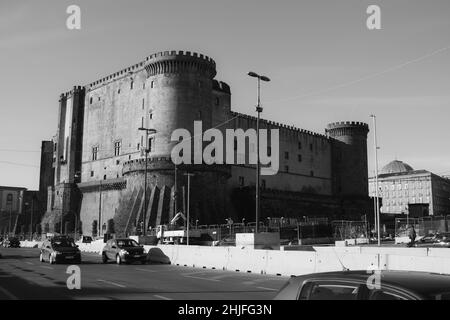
[
  {"left": 144, "top": 50, "right": 217, "bottom": 157},
  {"left": 119, "top": 51, "right": 231, "bottom": 231},
  {"left": 326, "top": 121, "right": 369, "bottom": 197}
]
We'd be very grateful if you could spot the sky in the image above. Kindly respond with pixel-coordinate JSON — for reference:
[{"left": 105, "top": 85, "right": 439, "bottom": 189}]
[{"left": 0, "top": 0, "right": 449, "bottom": 189}]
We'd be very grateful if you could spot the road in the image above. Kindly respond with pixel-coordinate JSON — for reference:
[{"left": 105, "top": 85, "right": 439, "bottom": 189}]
[{"left": 0, "top": 248, "right": 288, "bottom": 300}]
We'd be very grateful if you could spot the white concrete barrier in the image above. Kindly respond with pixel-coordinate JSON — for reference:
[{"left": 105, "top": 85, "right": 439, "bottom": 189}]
[{"left": 20, "top": 240, "right": 43, "bottom": 248}]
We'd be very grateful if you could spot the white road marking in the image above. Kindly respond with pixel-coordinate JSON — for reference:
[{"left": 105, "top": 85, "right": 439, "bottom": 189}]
[
  {"left": 256, "top": 286, "right": 278, "bottom": 291},
  {"left": 40, "top": 266, "right": 54, "bottom": 270},
  {"left": 154, "top": 294, "right": 172, "bottom": 300},
  {"left": 25, "top": 262, "right": 34, "bottom": 265},
  {"left": 183, "top": 275, "right": 221, "bottom": 282},
  {"left": 135, "top": 268, "right": 157, "bottom": 273},
  {"left": 97, "top": 279, "right": 126, "bottom": 288},
  {"left": 0, "top": 286, "right": 18, "bottom": 300}
]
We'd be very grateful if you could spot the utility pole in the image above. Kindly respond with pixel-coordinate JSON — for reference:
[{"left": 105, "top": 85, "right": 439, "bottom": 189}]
[
  {"left": 174, "top": 164, "right": 178, "bottom": 218},
  {"left": 184, "top": 173, "right": 195, "bottom": 246},
  {"left": 29, "top": 197, "right": 34, "bottom": 241},
  {"left": 138, "top": 127, "right": 157, "bottom": 237},
  {"left": 370, "top": 115, "right": 381, "bottom": 247},
  {"left": 8, "top": 205, "right": 12, "bottom": 236},
  {"left": 248, "top": 71, "right": 270, "bottom": 234},
  {"left": 98, "top": 181, "right": 102, "bottom": 237}
]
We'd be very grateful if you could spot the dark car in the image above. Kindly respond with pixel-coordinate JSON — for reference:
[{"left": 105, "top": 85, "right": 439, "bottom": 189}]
[
  {"left": 102, "top": 238, "right": 147, "bottom": 265},
  {"left": 274, "top": 270, "right": 450, "bottom": 300},
  {"left": 39, "top": 236, "right": 81, "bottom": 264},
  {"left": 2, "top": 237, "right": 20, "bottom": 248}
]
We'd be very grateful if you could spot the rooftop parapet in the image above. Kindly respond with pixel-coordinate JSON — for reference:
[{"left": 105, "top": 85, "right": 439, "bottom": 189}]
[{"left": 144, "top": 50, "right": 217, "bottom": 79}]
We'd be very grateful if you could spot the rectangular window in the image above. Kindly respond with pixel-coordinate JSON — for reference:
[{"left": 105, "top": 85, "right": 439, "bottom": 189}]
[
  {"left": 114, "top": 141, "right": 121, "bottom": 156},
  {"left": 298, "top": 142, "right": 302, "bottom": 149},
  {"left": 298, "top": 154, "right": 302, "bottom": 162},
  {"left": 90, "top": 171, "right": 94, "bottom": 177},
  {"left": 285, "top": 165, "right": 289, "bottom": 173},
  {"left": 285, "top": 152, "right": 289, "bottom": 160},
  {"left": 309, "top": 143, "right": 313, "bottom": 151},
  {"left": 92, "top": 146, "right": 98, "bottom": 161},
  {"left": 238, "top": 176, "right": 244, "bottom": 187},
  {"left": 261, "top": 180, "right": 266, "bottom": 189},
  {"left": 148, "top": 137, "right": 155, "bottom": 152}
]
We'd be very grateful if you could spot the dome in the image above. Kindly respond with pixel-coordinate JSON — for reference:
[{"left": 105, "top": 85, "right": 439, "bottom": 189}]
[{"left": 380, "top": 160, "right": 414, "bottom": 175}]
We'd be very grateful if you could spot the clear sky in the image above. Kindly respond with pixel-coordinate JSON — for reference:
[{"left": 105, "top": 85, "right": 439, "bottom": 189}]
[{"left": 1, "top": 0, "right": 449, "bottom": 189}]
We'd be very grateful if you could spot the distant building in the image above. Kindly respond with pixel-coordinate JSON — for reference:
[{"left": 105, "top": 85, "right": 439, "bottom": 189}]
[
  {"left": 0, "top": 186, "right": 26, "bottom": 235},
  {"left": 369, "top": 160, "right": 450, "bottom": 217}
]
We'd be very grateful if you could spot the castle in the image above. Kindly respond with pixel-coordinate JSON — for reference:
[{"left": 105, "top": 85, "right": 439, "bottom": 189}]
[{"left": 41, "top": 50, "right": 372, "bottom": 237}]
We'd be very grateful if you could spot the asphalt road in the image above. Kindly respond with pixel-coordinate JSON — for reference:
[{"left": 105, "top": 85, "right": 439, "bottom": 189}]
[{"left": 0, "top": 248, "right": 288, "bottom": 300}]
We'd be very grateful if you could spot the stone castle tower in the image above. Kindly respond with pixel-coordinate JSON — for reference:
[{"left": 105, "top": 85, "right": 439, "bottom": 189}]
[{"left": 326, "top": 121, "right": 370, "bottom": 197}]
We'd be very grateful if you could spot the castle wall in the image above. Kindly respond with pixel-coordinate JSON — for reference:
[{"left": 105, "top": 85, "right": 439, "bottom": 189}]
[{"left": 228, "top": 113, "right": 333, "bottom": 195}]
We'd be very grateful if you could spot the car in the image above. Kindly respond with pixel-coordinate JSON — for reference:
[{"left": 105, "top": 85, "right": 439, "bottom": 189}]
[
  {"left": 2, "top": 237, "right": 20, "bottom": 248},
  {"left": 418, "top": 233, "right": 438, "bottom": 244},
  {"left": 274, "top": 270, "right": 450, "bottom": 300},
  {"left": 431, "top": 233, "right": 450, "bottom": 247},
  {"left": 102, "top": 238, "right": 147, "bottom": 265},
  {"left": 39, "top": 236, "right": 81, "bottom": 264}
]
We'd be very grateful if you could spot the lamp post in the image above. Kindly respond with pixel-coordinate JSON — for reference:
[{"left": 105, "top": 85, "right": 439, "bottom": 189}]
[
  {"left": 138, "top": 126, "right": 157, "bottom": 237},
  {"left": 184, "top": 173, "right": 195, "bottom": 245},
  {"left": 370, "top": 114, "right": 381, "bottom": 246},
  {"left": 248, "top": 71, "right": 270, "bottom": 234}
]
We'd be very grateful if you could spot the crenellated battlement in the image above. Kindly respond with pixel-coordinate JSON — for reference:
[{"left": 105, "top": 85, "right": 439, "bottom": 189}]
[
  {"left": 326, "top": 121, "right": 369, "bottom": 138},
  {"left": 60, "top": 86, "right": 84, "bottom": 100},
  {"left": 84, "top": 50, "right": 217, "bottom": 90},
  {"left": 212, "top": 80, "right": 231, "bottom": 94},
  {"left": 231, "top": 111, "right": 329, "bottom": 139},
  {"left": 327, "top": 121, "right": 369, "bottom": 130},
  {"left": 144, "top": 50, "right": 216, "bottom": 79}
]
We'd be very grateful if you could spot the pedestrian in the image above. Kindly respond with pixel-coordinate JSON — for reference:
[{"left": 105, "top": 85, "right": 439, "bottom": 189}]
[{"left": 408, "top": 224, "right": 416, "bottom": 247}]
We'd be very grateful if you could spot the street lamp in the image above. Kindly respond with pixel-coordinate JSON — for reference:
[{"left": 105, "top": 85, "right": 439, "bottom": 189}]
[
  {"left": 248, "top": 71, "right": 270, "bottom": 234},
  {"left": 184, "top": 172, "right": 195, "bottom": 245},
  {"left": 138, "top": 126, "right": 157, "bottom": 237},
  {"left": 370, "top": 114, "right": 381, "bottom": 246}
]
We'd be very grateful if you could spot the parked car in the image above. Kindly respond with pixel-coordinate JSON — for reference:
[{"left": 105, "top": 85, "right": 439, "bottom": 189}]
[
  {"left": 39, "top": 236, "right": 81, "bottom": 264},
  {"left": 274, "top": 270, "right": 450, "bottom": 300},
  {"left": 2, "top": 237, "right": 20, "bottom": 248},
  {"left": 418, "top": 233, "right": 438, "bottom": 244},
  {"left": 432, "top": 232, "right": 450, "bottom": 247},
  {"left": 102, "top": 238, "right": 147, "bottom": 265}
]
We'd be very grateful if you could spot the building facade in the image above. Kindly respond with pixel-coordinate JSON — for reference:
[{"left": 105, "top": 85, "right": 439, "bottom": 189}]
[
  {"left": 0, "top": 186, "right": 26, "bottom": 235},
  {"left": 369, "top": 160, "right": 450, "bottom": 217},
  {"left": 41, "top": 50, "right": 371, "bottom": 237}
]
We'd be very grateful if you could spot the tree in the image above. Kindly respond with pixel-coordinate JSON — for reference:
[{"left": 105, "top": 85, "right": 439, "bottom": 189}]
[
  {"left": 92, "top": 220, "right": 98, "bottom": 238},
  {"left": 107, "top": 219, "right": 115, "bottom": 234}
]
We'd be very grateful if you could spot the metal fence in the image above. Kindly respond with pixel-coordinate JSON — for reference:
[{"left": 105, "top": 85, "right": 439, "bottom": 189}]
[
  {"left": 395, "top": 216, "right": 449, "bottom": 237},
  {"left": 332, "top": 220, "right": 369, "bottom": 241}
]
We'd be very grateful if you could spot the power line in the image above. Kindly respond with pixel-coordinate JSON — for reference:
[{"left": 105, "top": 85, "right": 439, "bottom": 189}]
[
  {"left": 266, "top": 44, "right": 450, "bottom": 104},
  {"left": 0, "top": 161, "right": 39, "bottom": 168}
]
